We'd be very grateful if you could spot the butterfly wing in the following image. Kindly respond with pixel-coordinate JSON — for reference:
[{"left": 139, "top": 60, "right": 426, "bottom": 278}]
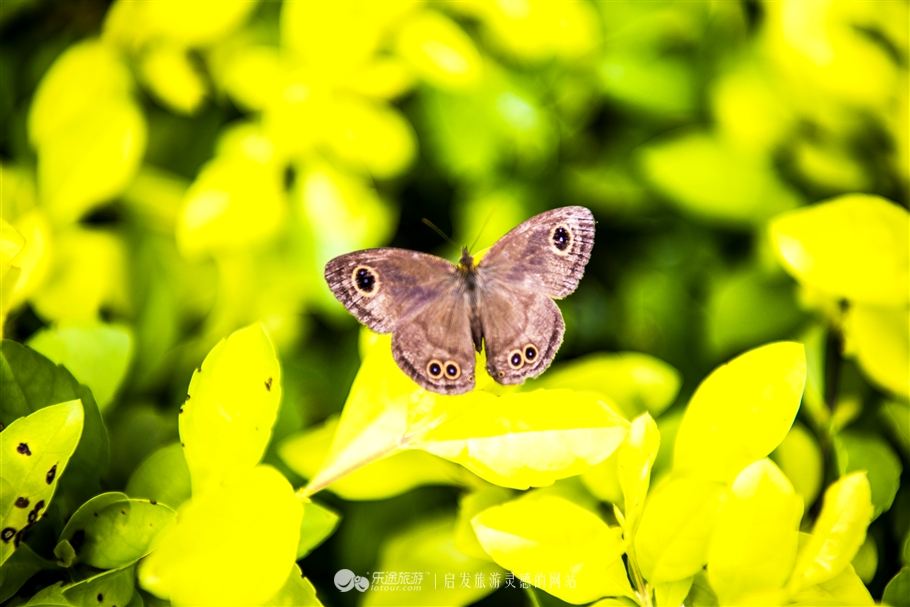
[
  {"left": 324, "top": 248, "right": 475, "bottom": 394},
  {"left": 476, "top": 206, "right": 594, "bottom": 385},
  {"left": 477, "top": 206, "right": 595, "bottom": 298}
]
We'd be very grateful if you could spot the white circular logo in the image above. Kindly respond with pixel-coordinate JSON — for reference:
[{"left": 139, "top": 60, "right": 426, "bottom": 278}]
[{"left": 334, "top": 569, "right": 370, "bottom": 592}]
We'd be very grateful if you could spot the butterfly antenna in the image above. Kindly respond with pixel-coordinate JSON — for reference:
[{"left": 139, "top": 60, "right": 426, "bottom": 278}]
[
  {"left": 421, "top": 218, "right": 457, "bottom": 247},
  {"left": 468, "top": 209, "right": 496, "bottom": 253}
]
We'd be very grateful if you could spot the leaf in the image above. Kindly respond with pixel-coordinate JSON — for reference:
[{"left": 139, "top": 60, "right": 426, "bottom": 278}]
[
  {"left": 536, "top": 352, "right": 681, "bottom": 418},
  {"left": 138, "top": 43, "right": 207, "bottom": 114},
  {"left": 104, "top": 0, "right": 257, "bottom": 46},
  {"left": 634, "top": 475, "right": 725, "bottom": 583},
  {"left": 363, "top": 514, "right": 500, "bottom": 607},
  {"left": 845, "top": 303, "right": 910, "bottom": 399},
  {"left": 61, "top": 564, "right": 136, "bottom": 607},
  {"left": 454, "top": 486, "right": 514, "bottom": 560},
  {"left": 395, "top": 11, "right": 482, "bottom": 89},
  {"left": 125, "top": 442, "right": 191, "bottom": 508},
  {"left": 296, "top": 500, "right": 340, "bottom": 559},
  {"left": 57, "top": 492, "right": 175, "bottom": 569},
  {"left": 769, "top": 194, "right": 909, "bottom": 306},
  {"left": 673, "top": 341, "right": 806, "bottom": 482},
  {"left": 417, "top": 389, "right": 629, "bottom": 489},
  {"left": 180, "top": 323, "right": 282, "bottom": 494},
  {"left": 266, "top": 566, "right": 323, "bottom": 606},
  {"left": 472, "top": 492, "right": 633, "bottom": 603},
  {"left": 834, "top": 432, "right": 901, "bottom": 519},
  {"left": 706, "top": 459, "right": 803, "bottom": 603},
  {"left": 638, "top": 131, "right": 801, "bottom": 226},
  {"left": 0, "top": 400, "right": 83, "bottom": 567},
  {"left": 27, "top": 322, "right": 133, "bottom": 410},
  {"left": 653, "top": 577, "right": 693, "bottom": 607},
  {"left": 0, "top": 341, "right": 109, "bottom": 514},
  {"left": 138, "top": 465, "right": 302, "bottom": 606},
  {"left": 772, "top": 423, "right": 823, "bottom": 507},
  {"left": 0, "top": 539, "right": 61, "bottom": 603},
  {"left": 280, "top": 416, "right": 465, "bottom": 500},
  {"left": 789, "top": 563, "right": 873, "bottom": 606},
  {"left": 616, "top": 413, "right": 659, "bottom": 532},
  {"left": 882, "top": 567, "right": 910, "bottom": 607},
  {"left": 787, "top": 472, "right": 873, "bottom": 592}
]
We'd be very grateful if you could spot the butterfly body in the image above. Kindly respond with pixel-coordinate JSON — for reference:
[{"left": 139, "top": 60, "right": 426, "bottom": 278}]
[{"left": 324, "top": 206, "right": 594, "bottom": 394}]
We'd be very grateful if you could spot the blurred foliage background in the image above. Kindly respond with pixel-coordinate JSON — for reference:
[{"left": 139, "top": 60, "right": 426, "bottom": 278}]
[{"left": 1, "top": 0, "right": 907, "bottom": 604}]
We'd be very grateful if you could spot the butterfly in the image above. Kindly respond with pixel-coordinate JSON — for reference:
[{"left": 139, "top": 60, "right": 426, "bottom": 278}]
[{"left": 324, "top": 206, "right": 595, "bottom": 394}]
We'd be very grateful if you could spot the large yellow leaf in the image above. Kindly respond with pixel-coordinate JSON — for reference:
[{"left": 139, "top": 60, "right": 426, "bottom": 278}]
[
  {"left": 770, "top": 194, "right": 909, "bottom": 306},
  {"left": 845, "top": 303, "right": 910, "bottom": 399},
  {"left": 616, "top": 413, "right": 659, "bottom": 532},
  {"left": 472, "top": 492, "right": 633, "bottom": 604},
  {"left": 417, "top": 389, "right": 628, "bottom": 489},
  {"left": 138, "top": 465, "right": 302, "bottom": 606},
  {"left": 105, "top": 0, "right": 257, "bottom": 47},
  {"left": 707, "top": 459, "right": 804, "bottom": 603},
  {"left": 634, "top": 475, "right": 725, "bottom": 583},
  {"left": 787, "top": 472, "right": 873, "bottom": 593},
  {"left": 674, "top": 342, "right": 806, "bottom": 481},
  {"left": 180, "top": 324, "right": 282, "bottom": 494}
]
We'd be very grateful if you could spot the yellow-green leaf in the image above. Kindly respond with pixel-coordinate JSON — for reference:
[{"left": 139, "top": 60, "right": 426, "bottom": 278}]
[
  {"left": 772, "top": 423, "right": 823, "bottom": 508},
  {"left": 180, "top": 324, "right": 282, "bottom": 494},
  {"left": 537, "top": 352, "right": 681, "bottom": 418},
  {"left": 138, "top": 43, "right": 207, "bottom": 114},
  {"left": 634, "top": 475, "right": 725, "bottom": 583},
  {"left": 707, "top": 459, "right": 804, "bottom": 603},
  {"left": 266, "top": 566, "right": 323, "bottom": 606},
  {"left": 674, "top": 341, "right": 806, "bottom": 481},
  {"left": 27, "top": 322, "right": 133, "bottom": 410},
  {"left": 787, "top": 472, "right": 873, "bottom": 593},
  {"left": 472, "top": 492, "right": 633, "bottom": 603},
  {"left": 845, "top": 303, "right": 910, "bottom": 399},
  {"left": 104, "top": 0, "right": 257, "bottom": 47},
  {"left": 617, "top": 413, "right": 659, "bottom": 532},
  {"left": 395, "top": 11, "right": 483, "bottom": 90},
  {"left": 770, "top": 194, "right": 909, "bottom": 306},
  {"left": 364, "top": 515, "right": 500, "bottom": 606},
  {"left": 454, "top": 486, "right": 514, "bottom": 560},
  {"left": 125, "top": 442, "right": 191, "bottom": 508},
  {"left": 138, "top": 465, "right": 302, "bottom": 606},
  {"left": 0, "top": 400, "right": 83, "bottom": 567},
  {"left": 281, "top": 416, "right": 465, "bottom": 499},
  {"left": 417, "top": 389, "right": 628, "bottom": 489}
]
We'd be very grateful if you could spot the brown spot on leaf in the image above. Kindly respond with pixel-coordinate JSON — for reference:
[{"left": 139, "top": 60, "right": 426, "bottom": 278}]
[
  {"left": 17, "top": 442, "right": 31, "bottom": 456},
  {"left": 46, "top": 464, "right": 57, "bottom": 484},
  {"left": 265, "top": 377, "right": 273, "bottom": 391},
  {"left": 15, "top": 497, "right": 29, "bottom": 508},
  {"left": 1, "top": 528, "right": 15, "bottom": 542}
]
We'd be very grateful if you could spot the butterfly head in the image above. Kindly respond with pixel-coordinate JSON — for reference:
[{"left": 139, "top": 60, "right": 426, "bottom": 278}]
[{"left": 458, "top": 247, "right": 475, "bottom": 272}]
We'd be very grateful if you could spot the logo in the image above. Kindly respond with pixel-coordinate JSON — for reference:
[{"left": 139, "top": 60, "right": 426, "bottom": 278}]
[{"left": 334, "top": 569, "right": 370, "bottom": 592}]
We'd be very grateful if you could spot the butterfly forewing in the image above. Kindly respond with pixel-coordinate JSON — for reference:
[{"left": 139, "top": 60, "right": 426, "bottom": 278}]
[
  {"left": 478, "top": 206, "right": 595, "bottom": 299},
  {"left": 323, "top": 248, "right": 457, "bottom": 333}
]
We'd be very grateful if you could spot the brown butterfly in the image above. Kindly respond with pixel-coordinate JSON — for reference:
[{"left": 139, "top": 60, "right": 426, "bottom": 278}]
[{"left": 324, "top": 206, "right": 595, "bottom": 394}]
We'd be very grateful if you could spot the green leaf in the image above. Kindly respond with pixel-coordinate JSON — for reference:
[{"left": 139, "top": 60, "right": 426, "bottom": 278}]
[
  {"left": 653, "top": 577, "right": 693, "bottom": 607},
  {"left": 296, "top": 500, "right": 339, "bottom": 559},
  {"left": 0, "top": 399, "right": 83, "bottom": 567},
  {"left": 364, "top": 514, "right": 500, "bottom": 607},
  {"left": 789, "top": 563, "right": 873, "bottom": 606},
  {"left": 787, "top": 472, "right": 873, "bottom": 592},
  {"left": 706, "top": 459, "right": 803, "bottom": 603},
  {"left": 772, "top": 423, "right": 823, "bottom": 507},
  {"left": 852, "top": 535, "right": 878, "bottom": 584},
  {"left": 536, "top": 352, "right": 681, "bottom": 417},
  {"left": 0, "top": 543, "right": 61, "bottom": 603},
  {"left": 834, "top": 431, "right": 901, "bottom": 519},
  {"left": 845, "top": 304, "right": 910, "bottom": 399},
  {"left": 472, "top": 492, "right": 633, "bottom": 603},
  {"left": 634, "top": 475, "right": 725, "bottom": 583},
  {"left": 616, "top": 413, "right": 659, "bottom": 532},
  {"left": 638, "top": 131, "right": 801, "bottom": 226},
  {"left": 61, "top": 564, "right": 136, "bottom": 607},
  {"left": 180, "top": 323, "right": 282, "bottom": 494},
  {"left": 265, "top": 566, "right": 323, "bottom": 606},
  {"left": 883, "top": 567, "right": 910, "bottom": 607},
  {"left": 454, "top": 486, "right": 514, "bottom": 560},
  {"left": 1, "top": 340, "right": 109, "bottom": 514},
  {"left": 769, "top": 194, "right": 909, "bottom": 306},
  {"left": 674, "top": 341, "right": 806, "bottom": 481},
  {"left": 138, "top": 465, "right": 302, "bottom": 606},
  {"left": 417, "top": 389, "right": 628, "bottom": 489},
  {"left": 280, "top": 416, "right": 465, "bottom": 500},
  {"left": 880, "top": 399, "right": 910, "bottom": 459},
  {"left": 125, "top": 442, "right": 191, "bottom": 508},
  {"left": 27, "top": 322, "right": 134, "bottom": 410},
  {"left": 57, "top": 491, "right": 175, "bottom": 569}
]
